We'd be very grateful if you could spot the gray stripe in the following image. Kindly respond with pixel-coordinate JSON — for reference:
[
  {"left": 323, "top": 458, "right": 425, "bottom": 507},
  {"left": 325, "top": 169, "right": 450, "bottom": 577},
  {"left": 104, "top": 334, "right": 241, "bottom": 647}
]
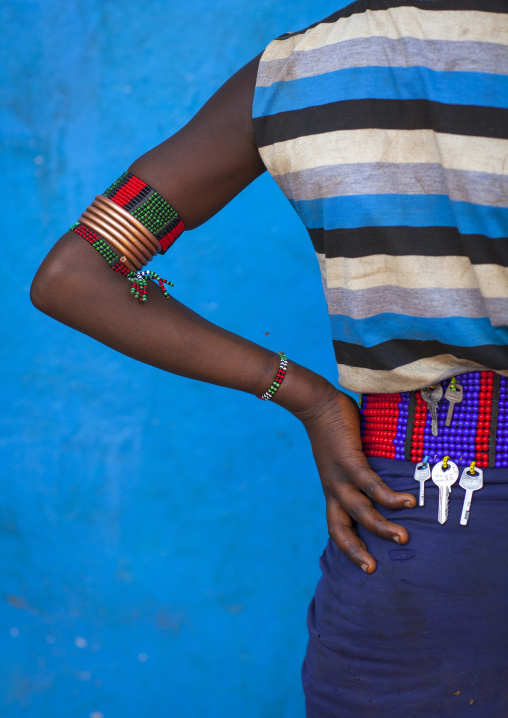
[
  {"left": 257, "top": 36, "right": 508, "bottom": 87},
  {"left": 275, "top": 164, "right": 508, "bottom": 208},
  {"left": 324, "top": 285, "right": 508, "bottom": 321}
]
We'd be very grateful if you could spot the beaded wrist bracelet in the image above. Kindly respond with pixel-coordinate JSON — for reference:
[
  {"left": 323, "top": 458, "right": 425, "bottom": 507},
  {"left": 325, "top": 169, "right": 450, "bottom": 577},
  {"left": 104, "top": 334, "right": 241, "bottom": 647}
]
[
  {"left": 259, "top": 352, "right": 288, "bottom": 400},
  {"left": 70, "top": 171, "right": 185, "bottom": 303}
]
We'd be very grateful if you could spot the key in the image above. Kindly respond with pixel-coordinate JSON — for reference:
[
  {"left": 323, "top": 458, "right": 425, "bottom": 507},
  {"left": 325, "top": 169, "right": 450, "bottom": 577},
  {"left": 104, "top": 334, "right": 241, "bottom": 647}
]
[
  {"left": 444, "top": 381, "right": 463, "bottom": 426},
  {"left": 414, "top": 456, "right": 431, "bottom": 507},
  {"left": 421, "top": 384, "right": 443, "bottom": 436},
  {"left": 432, "top": 457, "right": 459, "bottom": 524},
  {"left": 459, "top": 464, "right": 483, "bottom": 526}
]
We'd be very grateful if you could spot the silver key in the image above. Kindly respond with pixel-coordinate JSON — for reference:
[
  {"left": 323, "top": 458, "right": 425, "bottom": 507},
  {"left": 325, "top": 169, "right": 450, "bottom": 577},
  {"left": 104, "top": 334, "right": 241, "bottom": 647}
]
[
  {"left": 432, "top": 458, "right": 459, "bottom": 524},
  {"left": 444, "top": 381, "right": 463, "bottom": 426},
  {"left": 421, "top": 384, "right": 443, "bottom": 436},
  {"left": 414, "top": 457, "right": 431, "bottom": 507},
  {"left": 459, "top": 465, "right": 483, "bottom": 526}
]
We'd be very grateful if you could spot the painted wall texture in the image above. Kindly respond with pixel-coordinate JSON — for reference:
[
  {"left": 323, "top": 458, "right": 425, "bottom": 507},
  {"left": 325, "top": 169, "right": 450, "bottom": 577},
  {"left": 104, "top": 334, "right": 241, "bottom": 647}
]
[{"left": 2, "top": 1, "right": 352, "bottom": 716}]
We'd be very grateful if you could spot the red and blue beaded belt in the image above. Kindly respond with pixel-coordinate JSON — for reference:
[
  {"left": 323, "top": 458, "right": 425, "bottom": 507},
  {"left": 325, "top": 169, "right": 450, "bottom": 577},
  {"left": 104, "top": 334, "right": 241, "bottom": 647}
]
[{"left": 360, "top": 370, "right": 508, "bottom": 469}]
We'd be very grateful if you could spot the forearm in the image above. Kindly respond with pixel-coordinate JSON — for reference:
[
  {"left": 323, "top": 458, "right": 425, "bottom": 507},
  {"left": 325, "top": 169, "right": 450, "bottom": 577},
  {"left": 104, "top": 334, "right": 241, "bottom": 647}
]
[
  {"left": 32, "top": 230, "right": 416, "bottom": 575},
  {"left": 31, "top": 231, "right": 336, "bottom": 415},
  {"left": 30, "top": 48, "right": 416, "bottom": 573}
]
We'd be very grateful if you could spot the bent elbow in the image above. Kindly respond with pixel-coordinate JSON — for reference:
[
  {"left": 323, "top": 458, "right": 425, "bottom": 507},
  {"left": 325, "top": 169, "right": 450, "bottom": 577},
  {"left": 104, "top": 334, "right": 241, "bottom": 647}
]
[
  {"left": 30, "top": 264, "right": 53, "bottom": 314},
  {"left": 30, "top": 231, "right": 82, "bottom": 318},
  {"left": 30, "top": 254, "right": 67, "bottom": 316}
]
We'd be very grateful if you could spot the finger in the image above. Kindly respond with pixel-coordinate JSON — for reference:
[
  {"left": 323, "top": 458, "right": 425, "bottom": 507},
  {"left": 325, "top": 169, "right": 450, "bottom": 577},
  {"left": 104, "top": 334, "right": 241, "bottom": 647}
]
[
  {"left": 340, "top": 449, "right": 417, "bottom": 510},
  {"left": 333, "top": 483, "right": 411, "bottom": 544},
  {"left": 326, "top": 501, "right": 377, "bottom": 574}
]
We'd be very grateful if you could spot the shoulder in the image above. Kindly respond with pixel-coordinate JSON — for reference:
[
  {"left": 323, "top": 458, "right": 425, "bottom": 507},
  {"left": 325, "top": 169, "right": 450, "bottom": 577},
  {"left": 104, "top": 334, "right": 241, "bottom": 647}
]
[{"left": 257, "top": 1, "right": 365, "bottom": 72}]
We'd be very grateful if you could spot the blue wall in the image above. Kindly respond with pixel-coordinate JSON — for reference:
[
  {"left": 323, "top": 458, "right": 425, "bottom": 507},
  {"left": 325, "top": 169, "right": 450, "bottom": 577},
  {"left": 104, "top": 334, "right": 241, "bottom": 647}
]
[{"left": 1, "top": 1, "right": 351, "bottom": 716}]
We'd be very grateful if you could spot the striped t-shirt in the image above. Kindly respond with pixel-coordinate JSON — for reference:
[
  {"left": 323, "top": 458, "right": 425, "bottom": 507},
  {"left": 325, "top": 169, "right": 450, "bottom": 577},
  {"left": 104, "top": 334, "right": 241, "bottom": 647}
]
[{"left": 252, "top": 0, "right": 508, "bottom": 394}]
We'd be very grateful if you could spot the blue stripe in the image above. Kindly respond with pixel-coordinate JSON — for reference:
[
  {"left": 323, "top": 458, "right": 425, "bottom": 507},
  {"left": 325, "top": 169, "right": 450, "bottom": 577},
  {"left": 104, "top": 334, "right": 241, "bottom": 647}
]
[
  {"left": 253, "top": 66, "right": 508, "bottom": 117},
  {"left": 329, "top": 314, "right": 508, "bottom": 348},
  {"left": 293, "top": 195, "right": 508, "bottom": 238}
]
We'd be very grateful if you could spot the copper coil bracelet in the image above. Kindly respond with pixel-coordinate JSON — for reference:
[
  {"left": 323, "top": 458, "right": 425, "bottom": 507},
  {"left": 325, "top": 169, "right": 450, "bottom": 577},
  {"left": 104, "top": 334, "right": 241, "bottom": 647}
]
[
  {"left": 78, "top": 196, "right": 160, "bottom": 271},
  {"left": 93, "top": 195, "right": 161, "bottom": 255},
  {"left": 71, "top": 222, "right": 175, "bottom": 303},
  {"left": 70, "top": 171, "right": 185, "bottom": 299},
  {"left": 80, "top": 212, "right": 147, "bottom": 269}
]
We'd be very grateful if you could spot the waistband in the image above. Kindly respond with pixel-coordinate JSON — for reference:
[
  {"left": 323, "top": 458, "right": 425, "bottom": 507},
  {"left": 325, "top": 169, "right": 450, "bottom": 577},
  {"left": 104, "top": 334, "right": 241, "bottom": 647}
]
[{"left": 360, "top": 371, "right": 508, "bottom": 469}]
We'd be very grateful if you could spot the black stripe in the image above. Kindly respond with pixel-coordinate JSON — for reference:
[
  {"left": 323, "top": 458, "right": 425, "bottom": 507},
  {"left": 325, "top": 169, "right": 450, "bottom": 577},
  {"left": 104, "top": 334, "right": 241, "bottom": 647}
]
[
  {"left": 275, "top": 0, "right": 507, "bottom": 39},
  {"left": 155, "top": 216, "right": 181, "bottom": 241},
  {"left": 333, "top": 339, "right": 508, "bottom": 372},
  {"left": 308, "top": 227, "right": 508, "bottom": 266},
  {"left": 253, "top": 100, "right": 508, "bottom": 148},
  {"left": 124, "top": 187, "right": 155, "bottom": 213},
  {"left": 367, "top": 0, "right": 507, "bottom": 12}
]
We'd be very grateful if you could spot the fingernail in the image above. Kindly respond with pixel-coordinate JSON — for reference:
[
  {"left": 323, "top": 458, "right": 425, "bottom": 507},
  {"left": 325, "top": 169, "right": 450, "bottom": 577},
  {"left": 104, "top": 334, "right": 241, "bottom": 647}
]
[
  {"left": 405, "top": 500, "right": 413, "bottom": 509},
  {"left": 361, "top": 563, "right": 369, "bottom": 573},
  {"left": 393, "top": 535, "right": 401, "bottom": 544}
]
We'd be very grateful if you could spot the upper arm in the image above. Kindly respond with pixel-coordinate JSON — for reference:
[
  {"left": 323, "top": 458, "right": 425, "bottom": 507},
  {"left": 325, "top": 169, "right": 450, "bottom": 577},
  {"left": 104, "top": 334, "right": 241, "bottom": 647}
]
[
  {"left": 31, "top": 53, "right": 266, "bottom": 315},
  {"left": 129, "top": 54, "right": 266, "bottom": 230}
]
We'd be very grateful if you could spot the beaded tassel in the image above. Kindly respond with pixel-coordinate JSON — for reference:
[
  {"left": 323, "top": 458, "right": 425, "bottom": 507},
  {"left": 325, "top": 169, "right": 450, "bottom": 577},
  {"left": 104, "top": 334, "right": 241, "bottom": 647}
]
[
  {"left": 70, "top": 170, "right": 184, "bottom": 300},
  {"left": 71, "top": 223, "right": 173, "bottom": 303},
  {"left": 130, "top": 270, "right": 174, "bottom": 301}
]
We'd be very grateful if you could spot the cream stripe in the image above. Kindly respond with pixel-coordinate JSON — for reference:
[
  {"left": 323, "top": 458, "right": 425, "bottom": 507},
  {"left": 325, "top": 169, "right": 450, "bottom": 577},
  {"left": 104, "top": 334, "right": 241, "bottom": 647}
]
[
  {"left": 337, "top": 357, "right": 508, "bottom": 394},
  {"left": 262, "top": 8, "right": 508, "bottom": 63},
  {"left": 261, "top": 130, "right": 508, "bottom": 179},
  {"left": 322, "top": 255, "right": 508, "bottom": 297}
]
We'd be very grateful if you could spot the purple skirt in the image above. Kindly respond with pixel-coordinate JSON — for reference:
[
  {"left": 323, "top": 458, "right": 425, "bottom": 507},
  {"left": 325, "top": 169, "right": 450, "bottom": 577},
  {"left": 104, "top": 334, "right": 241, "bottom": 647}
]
[{"left": 302, "top": 458, "right": 508, "bottom": 718}]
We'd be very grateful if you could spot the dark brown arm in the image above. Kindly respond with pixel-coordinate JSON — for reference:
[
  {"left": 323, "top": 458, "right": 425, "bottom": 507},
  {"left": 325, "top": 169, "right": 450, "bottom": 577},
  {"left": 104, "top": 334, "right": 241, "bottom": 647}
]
[{"left": 31, "top": 54, "right": 416, "bottom": 573}]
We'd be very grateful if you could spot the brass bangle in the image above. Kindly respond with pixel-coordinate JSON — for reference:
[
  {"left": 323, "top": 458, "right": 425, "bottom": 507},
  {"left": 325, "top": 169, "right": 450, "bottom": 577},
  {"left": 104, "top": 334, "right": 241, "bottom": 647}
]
[
  {"left": 83, "top": 206, "right": 153, "bottom": 262},
  {"left": 80, "top": 209, "right": 149, "bottom": 265},
  {"left": 93, "top": 197, "right": 159, "bottom": 254},
  {"left": 81, "top": 213, "right": 145, "bottom": 268},
  {"left": 78, "top": 214, "right": 141, "bottom": 270},
  {"left": 93, "top": 195, "right": 161, "bottom": 254}
]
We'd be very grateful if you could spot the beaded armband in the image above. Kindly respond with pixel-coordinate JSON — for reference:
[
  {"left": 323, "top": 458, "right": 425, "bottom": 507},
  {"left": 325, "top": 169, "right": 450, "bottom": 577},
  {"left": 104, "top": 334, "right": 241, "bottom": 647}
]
[{"left": 70, "top": 172, "right": 185, "bottom": 303}]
